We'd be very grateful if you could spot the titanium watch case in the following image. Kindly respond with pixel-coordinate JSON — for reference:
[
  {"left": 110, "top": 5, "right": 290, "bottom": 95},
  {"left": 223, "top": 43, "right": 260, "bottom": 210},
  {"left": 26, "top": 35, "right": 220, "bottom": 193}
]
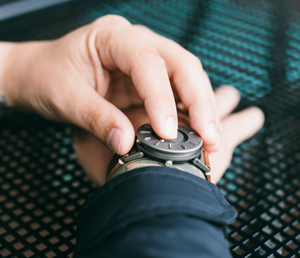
[{"left": 119, "top": 123, "right": 211, "bottom": 181}]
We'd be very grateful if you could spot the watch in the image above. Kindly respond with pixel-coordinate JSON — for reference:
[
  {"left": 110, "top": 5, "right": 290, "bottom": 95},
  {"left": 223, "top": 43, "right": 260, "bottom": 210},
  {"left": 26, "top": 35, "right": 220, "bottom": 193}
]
[{"left": 107, "top": 123, "right": 211, "bottom": 182}]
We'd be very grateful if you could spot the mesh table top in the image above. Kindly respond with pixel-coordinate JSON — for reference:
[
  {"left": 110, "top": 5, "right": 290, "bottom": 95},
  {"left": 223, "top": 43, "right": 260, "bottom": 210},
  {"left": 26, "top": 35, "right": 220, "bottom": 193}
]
[{"left": 1, "top": 0, "right": 300, "bottom": 257}]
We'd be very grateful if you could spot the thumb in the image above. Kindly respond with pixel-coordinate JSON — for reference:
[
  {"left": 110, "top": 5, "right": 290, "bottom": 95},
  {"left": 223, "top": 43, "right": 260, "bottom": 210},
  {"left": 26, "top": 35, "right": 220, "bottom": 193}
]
[{"left": 61, "top": 87, "right": 135, "bottom": 155}]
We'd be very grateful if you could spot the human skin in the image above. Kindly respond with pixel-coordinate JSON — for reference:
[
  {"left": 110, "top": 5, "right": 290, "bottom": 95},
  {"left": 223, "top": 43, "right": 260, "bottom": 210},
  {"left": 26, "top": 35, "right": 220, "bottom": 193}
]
[
  {"left": 0, "top": 16, "right": 264, "bottom": 185},
  {"left": 0, "top": 15, "right": 221, "bottom": 156},
  {"left": 73, "top": 85, "right": 265, "bottom": 186}
]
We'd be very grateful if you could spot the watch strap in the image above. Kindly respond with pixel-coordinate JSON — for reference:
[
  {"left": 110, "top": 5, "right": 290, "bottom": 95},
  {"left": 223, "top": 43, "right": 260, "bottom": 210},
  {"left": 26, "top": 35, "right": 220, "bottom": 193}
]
[{"left": 107, "top": 156, "right": 207, "bottom": 182}]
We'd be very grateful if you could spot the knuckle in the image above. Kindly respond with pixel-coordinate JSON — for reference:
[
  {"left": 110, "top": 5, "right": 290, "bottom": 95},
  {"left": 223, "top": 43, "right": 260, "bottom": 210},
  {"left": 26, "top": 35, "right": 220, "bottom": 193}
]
[
  {"left": 186, "top": 52, "right": 203, "bottom": 70},
  {"left": 96, "top": 14, "right": 130, "bottom": 26},
  {"left": 133, "top": 24, "right": 151, "bottom": 33},
  {"left": 93, "top": 15, "right": 132, "bottom": 47},
  {"left": 137, "top": 47, "right": 165, "bottom": 66}
]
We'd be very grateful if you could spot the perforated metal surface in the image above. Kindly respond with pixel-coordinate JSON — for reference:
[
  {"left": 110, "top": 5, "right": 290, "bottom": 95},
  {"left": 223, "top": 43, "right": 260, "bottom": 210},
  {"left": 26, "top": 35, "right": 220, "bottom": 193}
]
[{"left": 0, "top": 0, "right": 300, "bottom": 257}]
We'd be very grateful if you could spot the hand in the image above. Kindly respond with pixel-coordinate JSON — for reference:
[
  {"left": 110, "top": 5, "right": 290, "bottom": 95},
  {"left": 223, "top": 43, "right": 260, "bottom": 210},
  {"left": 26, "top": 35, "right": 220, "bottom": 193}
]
[
  {"left": 1, "top": 15, "right": 219, "bottom": 155},
  {"left": 73, "top": 85, "right": 264, "bottom": 186}
]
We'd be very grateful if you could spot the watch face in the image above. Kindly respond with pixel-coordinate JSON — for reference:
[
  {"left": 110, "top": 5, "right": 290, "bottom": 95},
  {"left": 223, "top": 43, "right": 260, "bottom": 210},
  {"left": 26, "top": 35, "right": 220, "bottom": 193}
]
[{"left": 136, "top": 123, "right": 203, "bottom": 161}]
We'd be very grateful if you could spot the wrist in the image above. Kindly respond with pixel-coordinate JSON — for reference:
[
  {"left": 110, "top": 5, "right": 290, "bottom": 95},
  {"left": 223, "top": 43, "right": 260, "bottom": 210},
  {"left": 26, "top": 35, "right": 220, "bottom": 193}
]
[
  {"left": 0, "top": 41, "right": 49, "bottom": 108},
  {"left": 107, "top": 157, "right": 207, "bottom": 182},
  {"left": 0, "top": 41, "right": 27, "bottom": 107},
  {"left": 0, "top": 42, "right": 16, "bottom": 106}
]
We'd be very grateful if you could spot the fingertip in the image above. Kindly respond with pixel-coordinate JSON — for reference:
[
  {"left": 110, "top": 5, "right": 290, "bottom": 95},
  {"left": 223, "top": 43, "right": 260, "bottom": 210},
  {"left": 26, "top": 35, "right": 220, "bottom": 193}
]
[
  {"left": 163, "top": 116, "right": 178, "bottom": 139},
  {"left": 198, "top": 122, "right": 219, "bottom": 146},
  {"left": 248, "top": 106, "right": 265, "bottom": 120},
  {"left": 247, "top": 106, "right": 265, "bottom": 129},
  {"left": 208, "top": 122, "right": 218, "bottom": 144},
  {"left": 221, "top": 106, "right": 265, "bottom": 148},
  {"left": 149, "top": 114, "right": 178, "bottom": 140},
  {"left": 119, "top": 129, "right": 135, "bottom": 155},
  {"left": 218, "top": 84, "right": 241, "bottom": 96},
  {"left": 189, "top": 101, "right": 218, "bottom": 146},
  {"left": 107, "top": 128, "right": 124, "bottom": 154},
  {"left": 203, "top": 145, "right": 217, "bottom": 153},
  {"left": 218, "top": 84, "right": 240, "bottom": 99},
  {"left": 107, "top": 124, "right": 135, "bottom": 156},
  {"left": 202, "top": 131, "right": 220, "bottom": 152}
]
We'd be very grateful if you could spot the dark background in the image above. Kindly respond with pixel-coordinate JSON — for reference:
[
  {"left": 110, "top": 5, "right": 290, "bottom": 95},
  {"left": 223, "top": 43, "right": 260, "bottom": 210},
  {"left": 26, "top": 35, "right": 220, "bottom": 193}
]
[{"left": 0, "top": 0, "right": 300, "bottom": 257}]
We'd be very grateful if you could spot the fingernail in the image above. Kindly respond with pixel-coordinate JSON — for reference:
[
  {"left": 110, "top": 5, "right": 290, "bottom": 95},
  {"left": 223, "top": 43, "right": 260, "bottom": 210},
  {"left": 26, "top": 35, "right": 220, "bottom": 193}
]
[
  {"left": 208, "top": 122, "right": 217, "bottom": 143},
  {"left": 107, "top": 128, "right": 123, "bottom": 154},
  {"left": 164, "top": 117, "right": 177, "bottom": 139}
]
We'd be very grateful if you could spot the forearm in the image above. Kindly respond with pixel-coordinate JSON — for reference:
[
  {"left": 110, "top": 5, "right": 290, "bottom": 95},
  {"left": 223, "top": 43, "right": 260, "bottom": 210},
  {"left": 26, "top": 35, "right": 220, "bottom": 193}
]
[{"left": 0, "top": 42, "right": 15, "bottom": 106}]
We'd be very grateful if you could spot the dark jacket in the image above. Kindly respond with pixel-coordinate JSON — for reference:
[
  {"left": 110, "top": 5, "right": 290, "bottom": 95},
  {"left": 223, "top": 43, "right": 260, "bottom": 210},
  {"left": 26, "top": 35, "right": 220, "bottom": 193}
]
[{"left": 74, "top": 167, "right": 237, "bottom": 257}]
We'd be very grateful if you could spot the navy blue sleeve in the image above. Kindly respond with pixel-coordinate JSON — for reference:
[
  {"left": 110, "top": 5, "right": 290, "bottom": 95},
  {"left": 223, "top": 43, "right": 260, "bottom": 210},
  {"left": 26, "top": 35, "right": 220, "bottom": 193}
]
[{"left": 74, "top": 167, "right": 237, "bottom": 258}]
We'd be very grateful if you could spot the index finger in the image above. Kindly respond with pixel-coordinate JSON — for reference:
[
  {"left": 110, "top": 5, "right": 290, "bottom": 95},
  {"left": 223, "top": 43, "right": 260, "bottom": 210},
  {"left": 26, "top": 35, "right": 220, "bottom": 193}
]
[
  {"left": 92, "top": 15, "right": 178, "bottom": 139},
  {"left": 132, "top": 25, "right": 220, "bottom": 150}
]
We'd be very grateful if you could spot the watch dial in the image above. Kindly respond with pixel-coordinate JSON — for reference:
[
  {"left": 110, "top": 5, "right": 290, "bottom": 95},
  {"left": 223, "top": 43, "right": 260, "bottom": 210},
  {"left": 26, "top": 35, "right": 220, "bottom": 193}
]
[{"left": 136, "top": 123, "right": 203, "bottom": 161}]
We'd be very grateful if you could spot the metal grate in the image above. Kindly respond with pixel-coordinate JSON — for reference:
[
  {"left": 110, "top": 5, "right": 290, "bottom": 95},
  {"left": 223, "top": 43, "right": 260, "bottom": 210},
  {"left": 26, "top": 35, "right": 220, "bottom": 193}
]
[
  {"left": 0, "top": 112, "right": 98, "bottom": 257},
  {"left": 0, "top": 0, "right": 300, "bottom": 257}
]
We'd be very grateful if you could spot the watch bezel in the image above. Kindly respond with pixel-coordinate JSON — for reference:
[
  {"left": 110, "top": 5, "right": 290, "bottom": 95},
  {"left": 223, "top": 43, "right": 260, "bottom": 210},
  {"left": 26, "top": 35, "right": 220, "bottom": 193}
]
[{"left": 136, "top": 123, "right": 203, "bottom": 161}]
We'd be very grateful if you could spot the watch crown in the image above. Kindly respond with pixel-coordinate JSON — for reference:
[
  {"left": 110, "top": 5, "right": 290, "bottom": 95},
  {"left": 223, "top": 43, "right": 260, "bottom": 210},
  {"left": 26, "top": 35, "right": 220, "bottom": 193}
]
[{"left": 165, "top": 160, "right": 173, "bottom": 167}]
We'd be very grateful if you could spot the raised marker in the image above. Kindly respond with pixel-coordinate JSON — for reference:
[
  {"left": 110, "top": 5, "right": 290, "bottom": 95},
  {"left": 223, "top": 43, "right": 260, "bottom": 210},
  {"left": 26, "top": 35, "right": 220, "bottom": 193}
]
[{"left": 141, "top": 130, "right": 151, "bottom": 134}]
